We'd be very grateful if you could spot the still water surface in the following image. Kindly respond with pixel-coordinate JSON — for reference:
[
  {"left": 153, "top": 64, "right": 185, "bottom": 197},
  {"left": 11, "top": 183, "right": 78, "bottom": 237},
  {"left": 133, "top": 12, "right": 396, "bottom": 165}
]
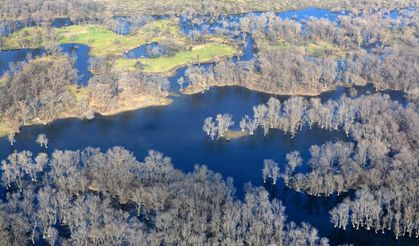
[{"left": 0, "top": 7, "right": 416, "bottom": 245}]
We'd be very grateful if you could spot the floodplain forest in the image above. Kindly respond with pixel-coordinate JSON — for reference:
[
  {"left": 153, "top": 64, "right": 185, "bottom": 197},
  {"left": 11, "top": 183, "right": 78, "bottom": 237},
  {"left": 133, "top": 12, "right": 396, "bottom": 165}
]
[{"left": 0, "top": 0, "right": 418, "bottom": 245}]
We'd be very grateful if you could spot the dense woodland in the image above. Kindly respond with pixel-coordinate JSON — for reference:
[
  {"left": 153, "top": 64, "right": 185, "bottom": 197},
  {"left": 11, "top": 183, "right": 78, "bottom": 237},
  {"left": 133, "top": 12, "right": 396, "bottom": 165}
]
[
  {"left": 205, "top": 93, "right": 418, "bottom": 239},
  {"left": 185, "top": 8, "right": 418, "bottom": 98},
  {"left": 0, "top": 0, "right": 418, "bottom": 245},
  {"left": 0, "top": 52, "right": 169, "bottom": 135},
  {"left": 0, "top": 147, "right": 329, "bottom": 245},
  {"left": 1, "top": 0, "right": 417, "bottom": 34},
  {"left": 0, "top": 53, "right": 77, "bottom": 132},
  {"left": 0, "top": 0, "right": 417, "bottom": 21}
]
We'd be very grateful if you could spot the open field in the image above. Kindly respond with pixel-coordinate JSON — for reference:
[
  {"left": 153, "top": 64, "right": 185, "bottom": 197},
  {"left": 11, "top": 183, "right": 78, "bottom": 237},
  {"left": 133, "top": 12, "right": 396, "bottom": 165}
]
[
  {"left": 115, "top": 43, "right": 238, "bottom": 73},
  {"left": 59, "top": 19, "right": 185, "bottom": 57},
  {"left": 1, "top": 18, "right": 186, "bottom": 57}
]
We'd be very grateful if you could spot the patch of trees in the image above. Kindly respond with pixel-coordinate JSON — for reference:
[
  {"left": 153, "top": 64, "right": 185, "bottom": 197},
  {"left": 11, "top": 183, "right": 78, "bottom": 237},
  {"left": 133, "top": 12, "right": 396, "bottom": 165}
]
[
  {"left": 235, "top": 5, "right": 417, "bottom": 51},
  {"left": 0, "top": 53, "right": 170, "bottom": 135},
  {"left": 107, "top": 15, "right": 162, "bottom": 35},
  {"left": 0, "top": 0, "right": 107, "bottom": 25},
  {"left": 340, "top": 47, "right": 418, "bottom": 98},
  {"left": 144, "top": 41, "right": 183, "bottom": 58},
  {"left": 236, "top": 93, "right": 418, "bottom": 239},
  {"left": 1, "top": 0, "right": 415, "bottom": 28},
  {"left": 86, "top": 57, "right": 170, "bottom": 112},
  {"left": 184, "top": 49, "right": 338, "bottom": 96},
  {"left": 174, "top": 0, "right": 415, "bottom": 21},
  {"left": 0, "top": 53, "right": 78, "bottom": 132},
  {"left": 183, "top": 7, "right": 418, "bottom": 97},
  {"left": 0, "top": 147, "right": 329, "bottom": 245},
  {"left": 203, "top": 114, "right": 234, "bottom": 140}
]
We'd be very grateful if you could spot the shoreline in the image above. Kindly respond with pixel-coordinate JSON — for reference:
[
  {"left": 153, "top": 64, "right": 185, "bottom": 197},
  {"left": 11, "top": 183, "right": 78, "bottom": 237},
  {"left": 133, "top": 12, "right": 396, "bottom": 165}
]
[
  {"left": 138, "top": 49, "right": 241, "bottom": 77},
  {"left": 1, "top": 80, "right": 410, "bottom": 139},
  {"left": 223, "top": 130, "right": 250, "bottom": 140},
  {"left": 0, "top": 96, "right": 172, "bottom": 138},
  {"left": 1, "top": 2, "right": 415, "bottom": 21},
  {"left": 181, "top": 82, "right": 346, "bottom": 97}
]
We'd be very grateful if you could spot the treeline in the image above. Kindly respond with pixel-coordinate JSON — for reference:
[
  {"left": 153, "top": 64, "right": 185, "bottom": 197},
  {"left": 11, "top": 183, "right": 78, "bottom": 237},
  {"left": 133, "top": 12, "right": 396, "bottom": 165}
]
[
  {"left": 0, "top": 147, "right": 329, "bottom": 245},
  {"left": 1, "top": 0, "right": 416, "bottom": 26},
  {"left": 220, "top": 93, "right": 418, "bottom": 239},
  {"left": 184, "top": 52, "right": 338, "bottom": 96},
  {"left": 248, "top": 8, "right": 419, "bottom": 96},
  {"left": 88, "top": 57, "right": 169, "bottom": 111},
  {"left": 177, "top": 0, "right": 415, "bottom": 21},
  {"left": 0, "top": 0, "right": 106, "bottom": 24},
  {"left": 184, "top": 7, "right": 418, "bottom": 97},
  {"left": 0, "top": 53, "right": 78, "bottom": 132},
  {"left": 239, "top": 8, "right": 418, "bottom": 49},
  {"left": 184, "top": 47, "right": 417, "bottom": 98},
  {"left": 0, "top": 53, "right": 169, "bottom": 136}
]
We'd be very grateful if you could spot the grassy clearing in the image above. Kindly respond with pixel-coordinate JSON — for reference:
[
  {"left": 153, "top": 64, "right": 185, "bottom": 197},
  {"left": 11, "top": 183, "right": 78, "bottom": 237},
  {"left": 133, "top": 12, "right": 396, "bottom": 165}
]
[
  {"left": 57, "top": 18, "right": 184, "bottom": 56},
  {"left": 115, "top": 43, "right": 237, "bottom": 73},
  {"left": 68, "top": 85, "right": 89, "bottom": 103},
  {"left": 1, "top": 18, "right": 185, "bottom": 57},
  {"left": 305, "top": 40, "right": 346, "bottom": 57}
]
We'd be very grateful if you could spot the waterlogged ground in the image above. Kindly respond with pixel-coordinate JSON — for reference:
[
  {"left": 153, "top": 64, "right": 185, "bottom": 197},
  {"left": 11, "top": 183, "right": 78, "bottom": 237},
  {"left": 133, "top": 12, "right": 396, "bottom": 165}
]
[
  {"left": 0, "top": 86, "right": 413, "bottom": 245},
  {"left": 0, "top": 7, "right": 416, "bottom": 246},
  {"left": 0, "top": 44, "right": 91, "bottom": 85}
]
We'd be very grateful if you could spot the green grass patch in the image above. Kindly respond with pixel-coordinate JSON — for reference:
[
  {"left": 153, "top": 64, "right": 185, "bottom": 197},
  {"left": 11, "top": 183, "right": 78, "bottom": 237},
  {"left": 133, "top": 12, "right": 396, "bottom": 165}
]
[
  {"left": 0, "top": 77, "right": 6, "bottom": 87},
  {"left": 68, "top": 85, "right": 89, "bottom": 103},
  {"left": 1, "top": 18, "right": 185, "bottom": 57},
  {"left": 1, "top": 27, "right": 46, "bottom": 49},
  {"left": 115, "top": 43, "right": 237, "bottom": 73},
  {"left": 57, "top": 18, "right": 184, "bottom": 57},
  {"left": 305, "top": 40, "right": 346, "bottom": 58},
  {"left": 0, "top": 121, "right": 10, "bottom": 138}
]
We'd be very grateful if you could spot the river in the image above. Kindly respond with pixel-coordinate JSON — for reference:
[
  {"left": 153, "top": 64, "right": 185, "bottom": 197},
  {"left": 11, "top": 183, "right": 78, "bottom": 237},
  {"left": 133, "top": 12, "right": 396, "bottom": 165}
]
[{"left": 0, "top": 7, "right": 416, "bottom": 246}]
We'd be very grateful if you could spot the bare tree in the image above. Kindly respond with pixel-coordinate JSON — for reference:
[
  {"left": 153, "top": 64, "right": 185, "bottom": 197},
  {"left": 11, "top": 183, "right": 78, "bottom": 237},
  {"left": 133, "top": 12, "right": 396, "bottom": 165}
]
[{"left": 36, "top": 134, "right": 48, "bottom": 148}]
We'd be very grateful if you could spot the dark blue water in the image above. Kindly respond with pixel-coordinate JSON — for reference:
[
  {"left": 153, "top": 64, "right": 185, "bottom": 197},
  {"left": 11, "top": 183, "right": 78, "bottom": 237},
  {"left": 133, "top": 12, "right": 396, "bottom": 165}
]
[
  {"left": 277, "top": 7, "right": 345, "bottom": 22},
  {"left": 51, "top": 18, "right": 73, "bottom": 28},
  {"left": 124, "top": 42, "right": 162, "bottom": 58},
  {"left": 0, "top": 44, "right": 91, "bottom": 85},
  {"left": 0, "top": 86, "right": 413, "bottom": 245},
  {"left": 60, "top": 43, "right": 92, "bottom": 85},
  {"left": 388, "top": 7, "right": 417, "bottom": 19},
  {"left": 0, "top": 18, "right": 73, "bottom": 36},
  {"left": 180, "top": 8, "right": 345, "bottom": 35},
  {"left": 232, "top": 34, "right": 255, "bottom": 62},
  {"left": 0, "top": 21, "right": 24, "bottom": 36},
  {"left": 0, "top": 48, "right": 44, "bottom": 76},
  {"left": 0, "top": 7, "right": 416, "bottom": 246}
]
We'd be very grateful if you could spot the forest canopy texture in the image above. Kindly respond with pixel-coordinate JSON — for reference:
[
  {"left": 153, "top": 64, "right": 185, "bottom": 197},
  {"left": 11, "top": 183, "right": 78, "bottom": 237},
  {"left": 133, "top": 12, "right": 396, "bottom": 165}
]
[{"left": 0, "top": 0, "right": 418, "bottom": 245}]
